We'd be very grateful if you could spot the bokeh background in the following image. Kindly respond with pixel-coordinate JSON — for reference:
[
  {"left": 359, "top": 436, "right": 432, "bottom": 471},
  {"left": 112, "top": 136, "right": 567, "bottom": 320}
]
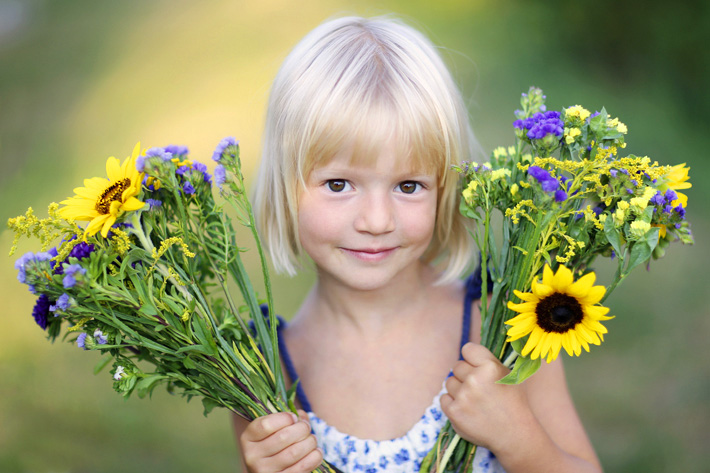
[{"left": 1, "top": 1, "right": 708, "bottom": 472}]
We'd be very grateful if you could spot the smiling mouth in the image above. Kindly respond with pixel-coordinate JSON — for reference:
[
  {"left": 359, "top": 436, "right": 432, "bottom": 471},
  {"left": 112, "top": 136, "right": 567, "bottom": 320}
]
[{"left": 340, "top": 247, "right": 398, "bottom": 262}]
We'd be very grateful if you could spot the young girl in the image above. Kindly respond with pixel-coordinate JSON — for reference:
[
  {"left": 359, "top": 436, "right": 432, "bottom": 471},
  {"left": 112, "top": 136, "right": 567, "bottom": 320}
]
[{"left": 233, "top": 16, "right": 603, "bottom": 473}]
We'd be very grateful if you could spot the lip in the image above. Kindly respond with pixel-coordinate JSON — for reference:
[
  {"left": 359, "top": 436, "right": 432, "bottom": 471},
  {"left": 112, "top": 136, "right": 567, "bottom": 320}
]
[{"left": 340, "top": 247, "right": 398, "bottom": 262}]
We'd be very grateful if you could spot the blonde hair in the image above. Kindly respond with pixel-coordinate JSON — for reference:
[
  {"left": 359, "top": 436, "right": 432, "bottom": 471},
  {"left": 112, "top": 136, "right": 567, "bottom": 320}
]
[{"left": 254, "top": 15, "right": 480, "bottom": 283}]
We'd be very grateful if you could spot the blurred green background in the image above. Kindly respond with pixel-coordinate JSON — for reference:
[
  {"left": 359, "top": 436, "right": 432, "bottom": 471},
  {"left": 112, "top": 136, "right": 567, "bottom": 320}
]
[{"left": 1, "top": 0, "right": 708, "bottom": 472}]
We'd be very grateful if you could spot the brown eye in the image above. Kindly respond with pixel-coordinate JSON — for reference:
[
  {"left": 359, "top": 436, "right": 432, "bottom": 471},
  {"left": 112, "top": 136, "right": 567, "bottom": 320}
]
[
  {"left": 327, "top": 180, "right": 348, "bottom": 192},
  {"left": 398, "top": 181, "right": 420, "bottom": 194}
]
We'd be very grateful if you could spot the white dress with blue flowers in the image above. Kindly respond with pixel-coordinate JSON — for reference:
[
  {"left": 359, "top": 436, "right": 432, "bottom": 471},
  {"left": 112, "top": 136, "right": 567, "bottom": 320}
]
[
  {"left": 306, "top": 384, "right": 505, "bottom": 473},
  {"left": 274, "top": 270, "right": 506, "bottom": 473}
]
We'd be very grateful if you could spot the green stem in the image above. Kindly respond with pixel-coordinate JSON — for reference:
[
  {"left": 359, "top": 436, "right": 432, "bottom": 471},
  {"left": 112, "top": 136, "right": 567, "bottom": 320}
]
[{"left": 437, "top": 434, "right": 462, "bottom": 473}]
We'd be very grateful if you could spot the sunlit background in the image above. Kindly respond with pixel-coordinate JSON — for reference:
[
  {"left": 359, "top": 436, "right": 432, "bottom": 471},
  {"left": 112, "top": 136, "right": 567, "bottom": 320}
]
[{"left": 1, "top": 1, "right": 708, "bottom": 472}]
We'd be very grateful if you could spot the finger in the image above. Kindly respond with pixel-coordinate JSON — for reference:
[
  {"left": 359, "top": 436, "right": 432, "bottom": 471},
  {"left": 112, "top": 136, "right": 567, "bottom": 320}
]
[
  {"left": 460, "top": 342, "right": 496, "bottom": 366},
  {"left": 451, "top": 360, "right": 474, "bottom": 382},
  {"left": 260, "top": 419, "right": 313, "bottom": 457},
  {"left": 245, "top": 412, "right": 299, "bottom": 442},
  {"left": 444, "top": 374, "right": 461, "bottom": 398},
  {"left": 439, "top": 393, "right": 454, "bottom": 415},
  {"left": 296, "top": 409, "right": 310, "bottom": 423},
  {"left": 282, "top": 445, "right": 324, "bottom": 473},
  {"left": 268, "top": 434, "right": 319, "bottom": 472}
]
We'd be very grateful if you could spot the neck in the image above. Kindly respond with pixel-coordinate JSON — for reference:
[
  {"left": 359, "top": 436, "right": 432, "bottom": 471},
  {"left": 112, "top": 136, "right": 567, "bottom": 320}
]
[{"left": 296, "top": 262, "right": 438, "bottom": 335}]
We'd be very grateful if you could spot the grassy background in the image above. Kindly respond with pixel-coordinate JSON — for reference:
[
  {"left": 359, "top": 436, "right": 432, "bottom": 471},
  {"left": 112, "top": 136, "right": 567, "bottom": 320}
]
[{"left": 1, "top": 0, "right": 708, "bottom": 472}]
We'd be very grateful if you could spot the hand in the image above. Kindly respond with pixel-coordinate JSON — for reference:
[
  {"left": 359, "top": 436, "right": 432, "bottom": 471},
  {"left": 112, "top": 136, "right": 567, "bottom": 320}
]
[
  {"left": 440, "top": 343, "right": 533, "bottom": 452},
  {"left": 239, "top": 410, "right": 323, "bottom": 473}
]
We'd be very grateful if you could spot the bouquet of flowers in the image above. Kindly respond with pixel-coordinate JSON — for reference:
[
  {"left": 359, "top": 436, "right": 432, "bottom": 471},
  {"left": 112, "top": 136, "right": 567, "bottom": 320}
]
[
  {"left": 8, "top": 139, "right": 339, "bottom": 473},
  {"left": 421, "top": 87, "right": 693, "bottom": 473}
]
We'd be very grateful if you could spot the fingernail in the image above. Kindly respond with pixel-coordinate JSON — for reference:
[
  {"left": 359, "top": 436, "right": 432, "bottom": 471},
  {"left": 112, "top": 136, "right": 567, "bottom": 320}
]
[{"left": 290, "top": 413, "right": 298, "bottom": 423}]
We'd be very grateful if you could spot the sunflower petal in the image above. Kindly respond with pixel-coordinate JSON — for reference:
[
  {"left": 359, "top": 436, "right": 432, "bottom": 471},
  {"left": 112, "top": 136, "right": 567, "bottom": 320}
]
[
  {"left": 566, "top": 272, "right": 595, "bottom": 298},
  {"left": 121, "top": 197, "right": 145, "bottom": 212},
  {"left": 507, "top": 301, "right": 537, "bottom": 313},
  {"left": 100, "top": 215, "right": 117, "bottom": 238},
  {"left": 552, "top": 265, "right": 573, "bottom": 291},
  {"left": 542, "top": 265, "right": 554, "bottom": 286},
  {"left": 512, "top": 290, "right": 539, "bottom": 303},
  {"left": 584, "top": 305, "right": 612, "bottom": 320},
  {"left": 533, "top": 281, "right": 554, "bottom": 298},
  {"left": 579, "top": 285, "right": 606, "bottom": 305}
]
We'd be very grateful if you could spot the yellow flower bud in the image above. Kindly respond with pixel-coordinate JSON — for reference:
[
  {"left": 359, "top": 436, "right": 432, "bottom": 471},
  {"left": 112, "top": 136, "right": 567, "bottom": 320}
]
[
  {"left": 630, "top": 197, "right": 648, "bottom": 211},
  {"left": 629, "top": 220, "right": 651, "bottom": 239}
]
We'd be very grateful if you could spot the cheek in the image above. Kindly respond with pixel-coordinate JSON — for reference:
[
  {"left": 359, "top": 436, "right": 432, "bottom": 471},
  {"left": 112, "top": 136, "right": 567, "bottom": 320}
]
[
  {"left": 297, "top": 193, "right": 342, "bottom": 252},
  {"left": 401, "top": 198, "right": 438, "bottom": 242}
]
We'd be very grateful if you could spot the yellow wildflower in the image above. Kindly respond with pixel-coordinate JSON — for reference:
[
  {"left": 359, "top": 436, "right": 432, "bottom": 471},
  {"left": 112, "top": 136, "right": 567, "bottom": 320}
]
[
  {"left": 564, "top": 127, "right": 582, "bottom": 145},
  {"left": 629, "top": 220, "right": 651, "bottom": 239},
  {"left": 565, "top": 105, "right": 591, "bottom": 122}
]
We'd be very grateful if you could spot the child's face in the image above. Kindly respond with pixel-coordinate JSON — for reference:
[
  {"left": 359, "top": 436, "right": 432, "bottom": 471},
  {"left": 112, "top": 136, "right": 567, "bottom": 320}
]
[{"left": 297, "top": 138, "right": 438, "bottom": 291}]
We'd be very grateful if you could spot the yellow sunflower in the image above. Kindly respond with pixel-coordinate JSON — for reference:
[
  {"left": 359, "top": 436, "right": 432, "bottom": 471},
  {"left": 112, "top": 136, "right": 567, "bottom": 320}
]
[
  {"left": 60, "top": 143, "right": 145, "bottom": 237},
  {"left": 505, "top": 265, "right": 613, "bottom": 363}
]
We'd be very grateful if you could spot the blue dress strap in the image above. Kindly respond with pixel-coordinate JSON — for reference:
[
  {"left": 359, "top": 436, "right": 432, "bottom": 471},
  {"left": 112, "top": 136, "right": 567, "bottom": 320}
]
[{"left": 276, "top": 316, "right": 313, "bottom": 412}]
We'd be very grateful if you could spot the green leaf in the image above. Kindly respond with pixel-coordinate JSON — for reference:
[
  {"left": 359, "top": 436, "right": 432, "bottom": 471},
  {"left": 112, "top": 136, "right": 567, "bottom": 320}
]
[
  {"left": 497, "top": 356, "right": 541, "bottom": 385},
  {"left": 176, "top": 344, "right": 214, "bottom": 356},
  {"left": 138, "top": 304, "right": 158, "bottom": 317},
  {"left": 603, "top": 215, "right": 623, "bottom": 257},
  {"left": 93, "top": 354, "right": 113, "bottom": 375},
  {"left": 202, "top": 397, "right": 221, "bottom": 417},
  {"left": 626, "top": 227, "right": 659, "bottom": 273},
  {"left": 136, "top": 374, "right": 167, "bottom": 398},
  {"left": 183, "top": 356, "right": 196, "bottom": 370}
]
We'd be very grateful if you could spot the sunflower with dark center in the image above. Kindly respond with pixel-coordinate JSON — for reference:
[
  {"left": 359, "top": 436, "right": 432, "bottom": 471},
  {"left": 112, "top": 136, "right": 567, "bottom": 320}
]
[
  {"left": 505, "top": 264, "right": 613, "bottom": 362},
  {"left": 59, "top": 143, "right": 145, "bottom": 237}
]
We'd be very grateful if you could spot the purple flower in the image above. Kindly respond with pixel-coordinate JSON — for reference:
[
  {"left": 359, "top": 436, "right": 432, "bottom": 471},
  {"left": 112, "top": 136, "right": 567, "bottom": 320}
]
[
  {"left": 663, "top": 204, "right": 674, "bottom": 214},
  {"left": 176, "top": 165, "right": 190, "bottom": 176},
  {"left": 137, "top": 147, "right": 173, "bottom": 172},
  {"left": 525, "top": 111, "right": 564, "bottom": 142},
  {"left": 212, "top": 137, "right": 239, "bottom": 162},
  {"left": 527, "top": 166, "right": 560, "bottom": 192},
  {"left": 146, "top": 198, "right": 162, "bottom": 210},
  {"left": 70, "top": 241, "right": 95, "bottom": 260},
  {"left": 31, "top": 294, "right": 52, "bottom": 330},
  {"left": 554, "top": 190, "right": 568, "bottom": 202},
  {"left": 675, "top": 205, "right": 686, "bottom": 218},
  {"left": 540, "top": 178, "right": 559, "bottom": 192},
  {"left": 528, "top": 165, "right": 552, "bottom": 181},
  {"left": 215, "top": 164, "right": 226, "bottom": 189},
  {"left": 50, "top": 293, "right": 72, "bottom": 313},
  {"left": 164, "top": 145, "right": 189, "bottom": 156},
  {"left": 77, "top": 332, "right": 88, "bottom": 350},
  {"left": 650, "top": 191, "right": 665, "bottom": 206},
  {"left": 182, "top": 181, "right": 196, "bottom": 195},
  {"left": 15, "top": 251, "right": 53, "bottom": 285},
  {"left": 62, "top": 263, "right": 86, "bottom": 288},
  {"left": 93, "top": 329, "right": 108, "bottom": 345},
  {"left": 192, "top": 162, "right": 212, "bottom": 183},
  {"left": 664, "top": 189, "right": 678, "bottom": 202}
]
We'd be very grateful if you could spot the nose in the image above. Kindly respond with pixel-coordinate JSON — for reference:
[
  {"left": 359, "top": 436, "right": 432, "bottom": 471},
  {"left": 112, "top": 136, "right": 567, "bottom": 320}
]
[{"left": 354, "top": 192, "right": 395, "bottom": 235}]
